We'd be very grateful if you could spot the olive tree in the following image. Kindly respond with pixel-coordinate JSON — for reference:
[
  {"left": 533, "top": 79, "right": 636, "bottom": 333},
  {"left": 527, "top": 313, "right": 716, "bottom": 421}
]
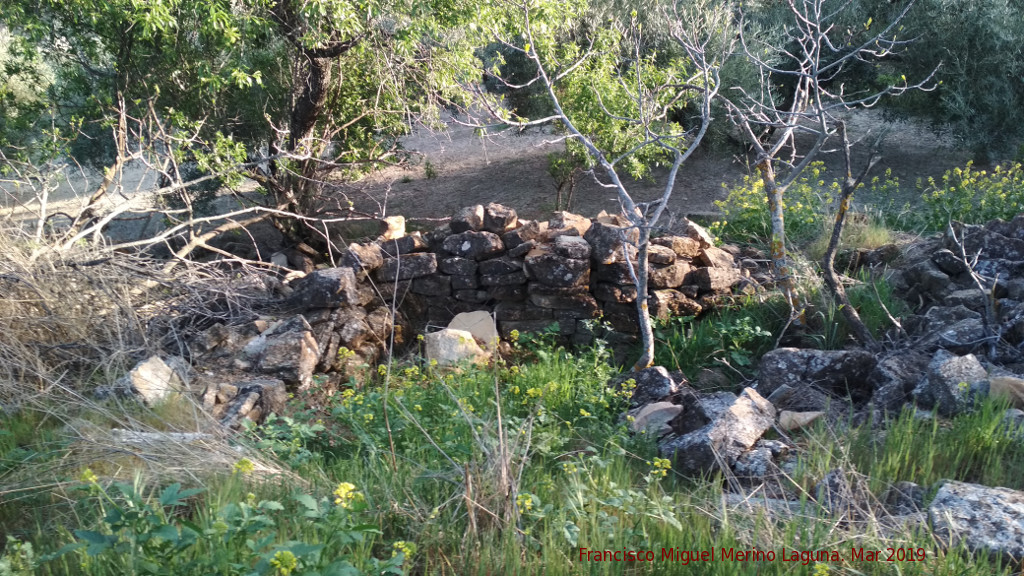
[
  {"left": 2, "top": 0, "right": 481, "bottom": 252},
  {"left": 722, "top": 0, "right": 936, "bottom": 342},
  {"left": 482, "top": 0, "right": 732, "bottom": 369}
]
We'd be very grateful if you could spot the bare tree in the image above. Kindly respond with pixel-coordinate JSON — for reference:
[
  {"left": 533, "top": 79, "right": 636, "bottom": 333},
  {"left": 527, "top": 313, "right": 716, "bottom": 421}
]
[
  {"left": 484, "top": 0, "right": 732, "bottom": 369},
  {"left": 723, "top": 0, "right": 936, "bottom": 342}
]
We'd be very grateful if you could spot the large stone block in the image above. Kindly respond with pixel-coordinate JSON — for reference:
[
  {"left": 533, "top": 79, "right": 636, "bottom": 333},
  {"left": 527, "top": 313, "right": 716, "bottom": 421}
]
[
  {"left": 528, "top": 284, "right": 599, "bottom": 312},
  {"left": 483, "top": 202, "right": 518, "bottom": 234},
  {"left": 374, "top": 253, "right": 438, "bottom": 282},
  {"left": 443, "top": 231, "right": 504, "bottom": 260},
  {"left": 649, "top": 261, "right": 692, "bottom": 289},
  {"left": 929, "top": 481, "right": 1024, "bottom": 563},
  {"left": 287, "top": 267, "right": 361, "bottom": 309},
  {"left": 659, "top": 388, "right": 776, "bottom": 476},
  {"left": 524, "top": 248, "right": 590, "bottom": 287}
]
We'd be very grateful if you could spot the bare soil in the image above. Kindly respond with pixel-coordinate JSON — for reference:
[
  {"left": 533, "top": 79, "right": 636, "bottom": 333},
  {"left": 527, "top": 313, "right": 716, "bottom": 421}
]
[{"left": 343, "top": 108, "right": 969, "bottom": 224}]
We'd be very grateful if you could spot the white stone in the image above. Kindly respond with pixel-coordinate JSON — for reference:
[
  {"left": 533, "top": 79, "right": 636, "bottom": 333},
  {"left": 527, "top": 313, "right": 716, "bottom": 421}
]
[
  {"left": 630, "top": 402, "right": 682, "bottom": 436},
  {"left": 424, "top": 328, "right": 489, "bottom": 366},
  {"left": 125, "top": 356, "right": 185, "bottom": 405},
  {"left": 448, "top": 311, "right": 500, "bottom": 350},
  {"left": 778, "top": 410, "right": 824, "bottom": 431}
]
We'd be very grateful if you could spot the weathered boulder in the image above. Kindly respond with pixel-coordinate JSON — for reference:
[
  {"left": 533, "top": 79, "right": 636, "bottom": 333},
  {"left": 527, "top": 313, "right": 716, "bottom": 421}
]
[
  {"left": 443, "top": 231, "right": 504, "bottom": 260},
  {"left": 594, "top": 282, "right": 638, "bottom": 303},
  {"left": 688, "top": 267, "right": 741, "bottom": 294},
  {"left": 553, "top": 235, "right": 592, "bottom": 260},
  {"left": 649, "top": 261, "right": 692, "bottom": 289},
  {"left": 697, "top": 246, "right": 735, "bottom": 269},
  {"left": 646, "top": 244, "right": 676, "bottom": 265},
  {"left": 593, "top": 260, "right": 639, "bottom": 285},
  {"left": 339, "top": 242, "right": 384, "bottom": 277},
  {"left": 287, "top": 267, "right": 361, "bottom": 309},
  {"left": 502, "top": 220, "right": 546, "bottom": 250},
  {"left": 659, "top": 387, "right": 776, "bottom": 476},
  {"left": 613, "top": 366, "right": 679, "bottom": 408},
  {"left": 378, "top": 232, "right": 429, "bottom": 257},
  {"left": 251, "top": 316, "right": 319, "bottom": 390},
  {"left": 912, "top": 350, "right": 989, "bottom": 416},
  {"left": 650, "top": 289, "right": 702, "bottom": 320},
  {"left": 411, "top": 273, "right": 452, "bottom": 297},
  {"left": 524, "top": 248, "right": 590, "bottom": 287},
  {"left": 424, "top": 328, "right": 489, "bottom": 366},
  {"left": 528, "top": 284, "right": 599, "bottom": 313},
  {"left": 682, "top": 218, "right": 716, "bottom": 248},
  {"left": 117, "top": 355, "right": 189, "bottom": 405},
  {"left": 478, "top": 256, "right": 522, "bottom": 276},
  {"left": 483, "top": 202, "right": 518, "bottom": 234},
  {"left": 629, "top": 401, "right": 682, "bottom": 437},
  {"left": 450, "top": 204, "right": 484, "bottom": 233},
  {"left": 733, "top": 442, "right": 782, "bottom": 483},
  {"left": 548, "top": 211, "right": 592, "bottom": 237},
  {"left": 932, "top": 248, "right": 972, "bottom": 277},
  {"left": 652, "top": 235, "right": 701, "bottom": 259},
  {"left": 757, "top": 348, "right": 877, "bottom": 402},
  {"left": 479, "top": 271, "right": 528, "bottom": 286},
  {"left": 929, "top": 480, "right": 1024, "bottom": 562},
  {"left": 584, "top": 214, "right": 639, "bottom": 264},
  {"left": 869, "top": 349, "right": 932, "bottom": 414},
  {"left": 448, "top": 311, "right": 500, "bottom": 350},
  {"left": 439, "top": 256, "right": 478, "bottom": 276},
  {"left": 374, "top": 253, "right": 438, "bottom": 282}
]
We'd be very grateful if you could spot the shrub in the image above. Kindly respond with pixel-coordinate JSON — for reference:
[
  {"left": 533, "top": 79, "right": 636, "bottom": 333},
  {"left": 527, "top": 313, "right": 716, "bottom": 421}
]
[{"left": 919, "top": 161, "right": 1024, "bottom": 230}]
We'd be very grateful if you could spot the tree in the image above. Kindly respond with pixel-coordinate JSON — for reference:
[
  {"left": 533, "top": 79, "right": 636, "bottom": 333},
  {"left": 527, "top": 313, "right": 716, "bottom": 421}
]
[
  {"left": 722, "top": 0, "right": 935, "bottom": 341},
  {"left": 482, "top": 0, "right": 732, "bottom": 369},
  {"left": 860, "top": 0, "right": 1024, "bottom": 161},
  {"left": 2, "top": 0, "right": 482, "bottom": 252}
]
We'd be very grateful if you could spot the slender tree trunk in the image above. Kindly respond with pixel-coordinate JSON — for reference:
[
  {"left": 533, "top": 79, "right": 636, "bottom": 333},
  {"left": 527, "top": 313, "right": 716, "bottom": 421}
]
[
  {"left": 821, "top": 190, "right": 876, "bottom": 346},
  {"left": 758, "top": 159, "right": 802, "bottom": 319},
  {"left": 632, "top": 228, "right": 655, "bottom": 370}
]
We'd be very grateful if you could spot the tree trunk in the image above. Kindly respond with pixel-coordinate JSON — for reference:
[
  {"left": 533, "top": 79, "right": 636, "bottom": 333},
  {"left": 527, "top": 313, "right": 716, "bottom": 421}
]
[
  {"left": 821, "top": 190, "right": 876, "bottom": 346},
  {"left": 632, "top": 228, "right": 655, "bottom": 371},
  {"left": 758, "top": 160, "right": 802, "bottom": 320}
]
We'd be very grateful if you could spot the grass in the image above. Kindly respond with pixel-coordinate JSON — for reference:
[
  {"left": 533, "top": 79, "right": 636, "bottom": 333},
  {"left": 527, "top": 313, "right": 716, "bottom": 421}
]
[{"left": 2, "top": 333, "right": 1021, "bottom": 575}]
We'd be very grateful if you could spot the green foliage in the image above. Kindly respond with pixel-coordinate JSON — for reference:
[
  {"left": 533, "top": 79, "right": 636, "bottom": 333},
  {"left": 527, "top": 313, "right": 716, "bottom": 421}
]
[
  {"left": 861, "top": 0, "right": 1024, "bottom": 159},
  {"left": 711, "top": 163, "right": 840, "bottom": 246},
  {"left": 919, "top": 161, "right": 1024, "bottom": 229},
  {"left": 38, "top": 472, "right": 404, "bottom": 575},
  {"left": 851, "top": 397, "right": 1024, "bottom": 493},
  {"left": 654, "top": 298, "right": 781, "bottom": 383}
]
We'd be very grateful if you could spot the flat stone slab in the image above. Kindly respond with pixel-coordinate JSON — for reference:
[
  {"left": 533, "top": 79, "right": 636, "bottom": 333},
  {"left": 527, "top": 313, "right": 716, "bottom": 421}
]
[{"left": 929, "top": 480, "right": 1024, "bottom": 562}]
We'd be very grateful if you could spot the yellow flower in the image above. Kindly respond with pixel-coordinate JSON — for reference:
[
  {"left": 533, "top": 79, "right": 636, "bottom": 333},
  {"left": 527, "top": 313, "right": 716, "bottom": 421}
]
[
  {"left": 516, "top": 493, "right": 534, "bottom": 514},
  {"left": 414, "top": 404, "right": 422, "bottom": 411},
  {"left": 233, "top": 458, "right": 255, "bottom": 476},
  {"left": 333, "top": 482, "right": 364, "bottom": 508},
  {"left": 364, "top": 413, "right": 374, "bottom": 422},
  {"left": 80, "top": 468, "right": 99, "bottom": 485},
  {"left": 509, "top": 329, "right": 520, "bottom": 342},
  {"left": 392, "top": 540, "right": 417, "bottom": 559},
  {"left": 270, "top": 550, "right": 298, "bottom": 576},
  {"left": 579, "top": 409, "right": 591, "bottom": 417}
]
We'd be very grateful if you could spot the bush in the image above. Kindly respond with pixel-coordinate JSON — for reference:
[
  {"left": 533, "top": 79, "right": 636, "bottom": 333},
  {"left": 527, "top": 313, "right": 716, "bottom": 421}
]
[{"left": 919, "top": 161, "right": 1024, "bottom": 230}]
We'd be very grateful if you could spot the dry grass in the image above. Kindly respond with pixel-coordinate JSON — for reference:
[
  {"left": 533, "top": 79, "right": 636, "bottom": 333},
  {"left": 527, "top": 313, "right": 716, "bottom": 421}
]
[{"left": 0, "top": 224, "right": 303, "bottom": 500}]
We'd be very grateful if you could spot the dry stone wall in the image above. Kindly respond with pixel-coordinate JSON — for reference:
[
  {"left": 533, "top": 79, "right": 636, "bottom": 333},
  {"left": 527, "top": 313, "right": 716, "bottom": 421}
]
[
  {"left": 181, "top": 203, "right": 761, "bottom": 425},
  {"left": 310, "top": 203, "right": 758, "bottom": 359}
]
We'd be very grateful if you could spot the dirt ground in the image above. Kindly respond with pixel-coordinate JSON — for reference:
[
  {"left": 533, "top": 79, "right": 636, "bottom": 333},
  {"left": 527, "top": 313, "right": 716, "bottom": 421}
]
[
  {"left": 2, "top": 109, "right": 969, "bottom": 241},
  {"left": 342, "top": 108, "right": 969, "bottom": 224}
]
